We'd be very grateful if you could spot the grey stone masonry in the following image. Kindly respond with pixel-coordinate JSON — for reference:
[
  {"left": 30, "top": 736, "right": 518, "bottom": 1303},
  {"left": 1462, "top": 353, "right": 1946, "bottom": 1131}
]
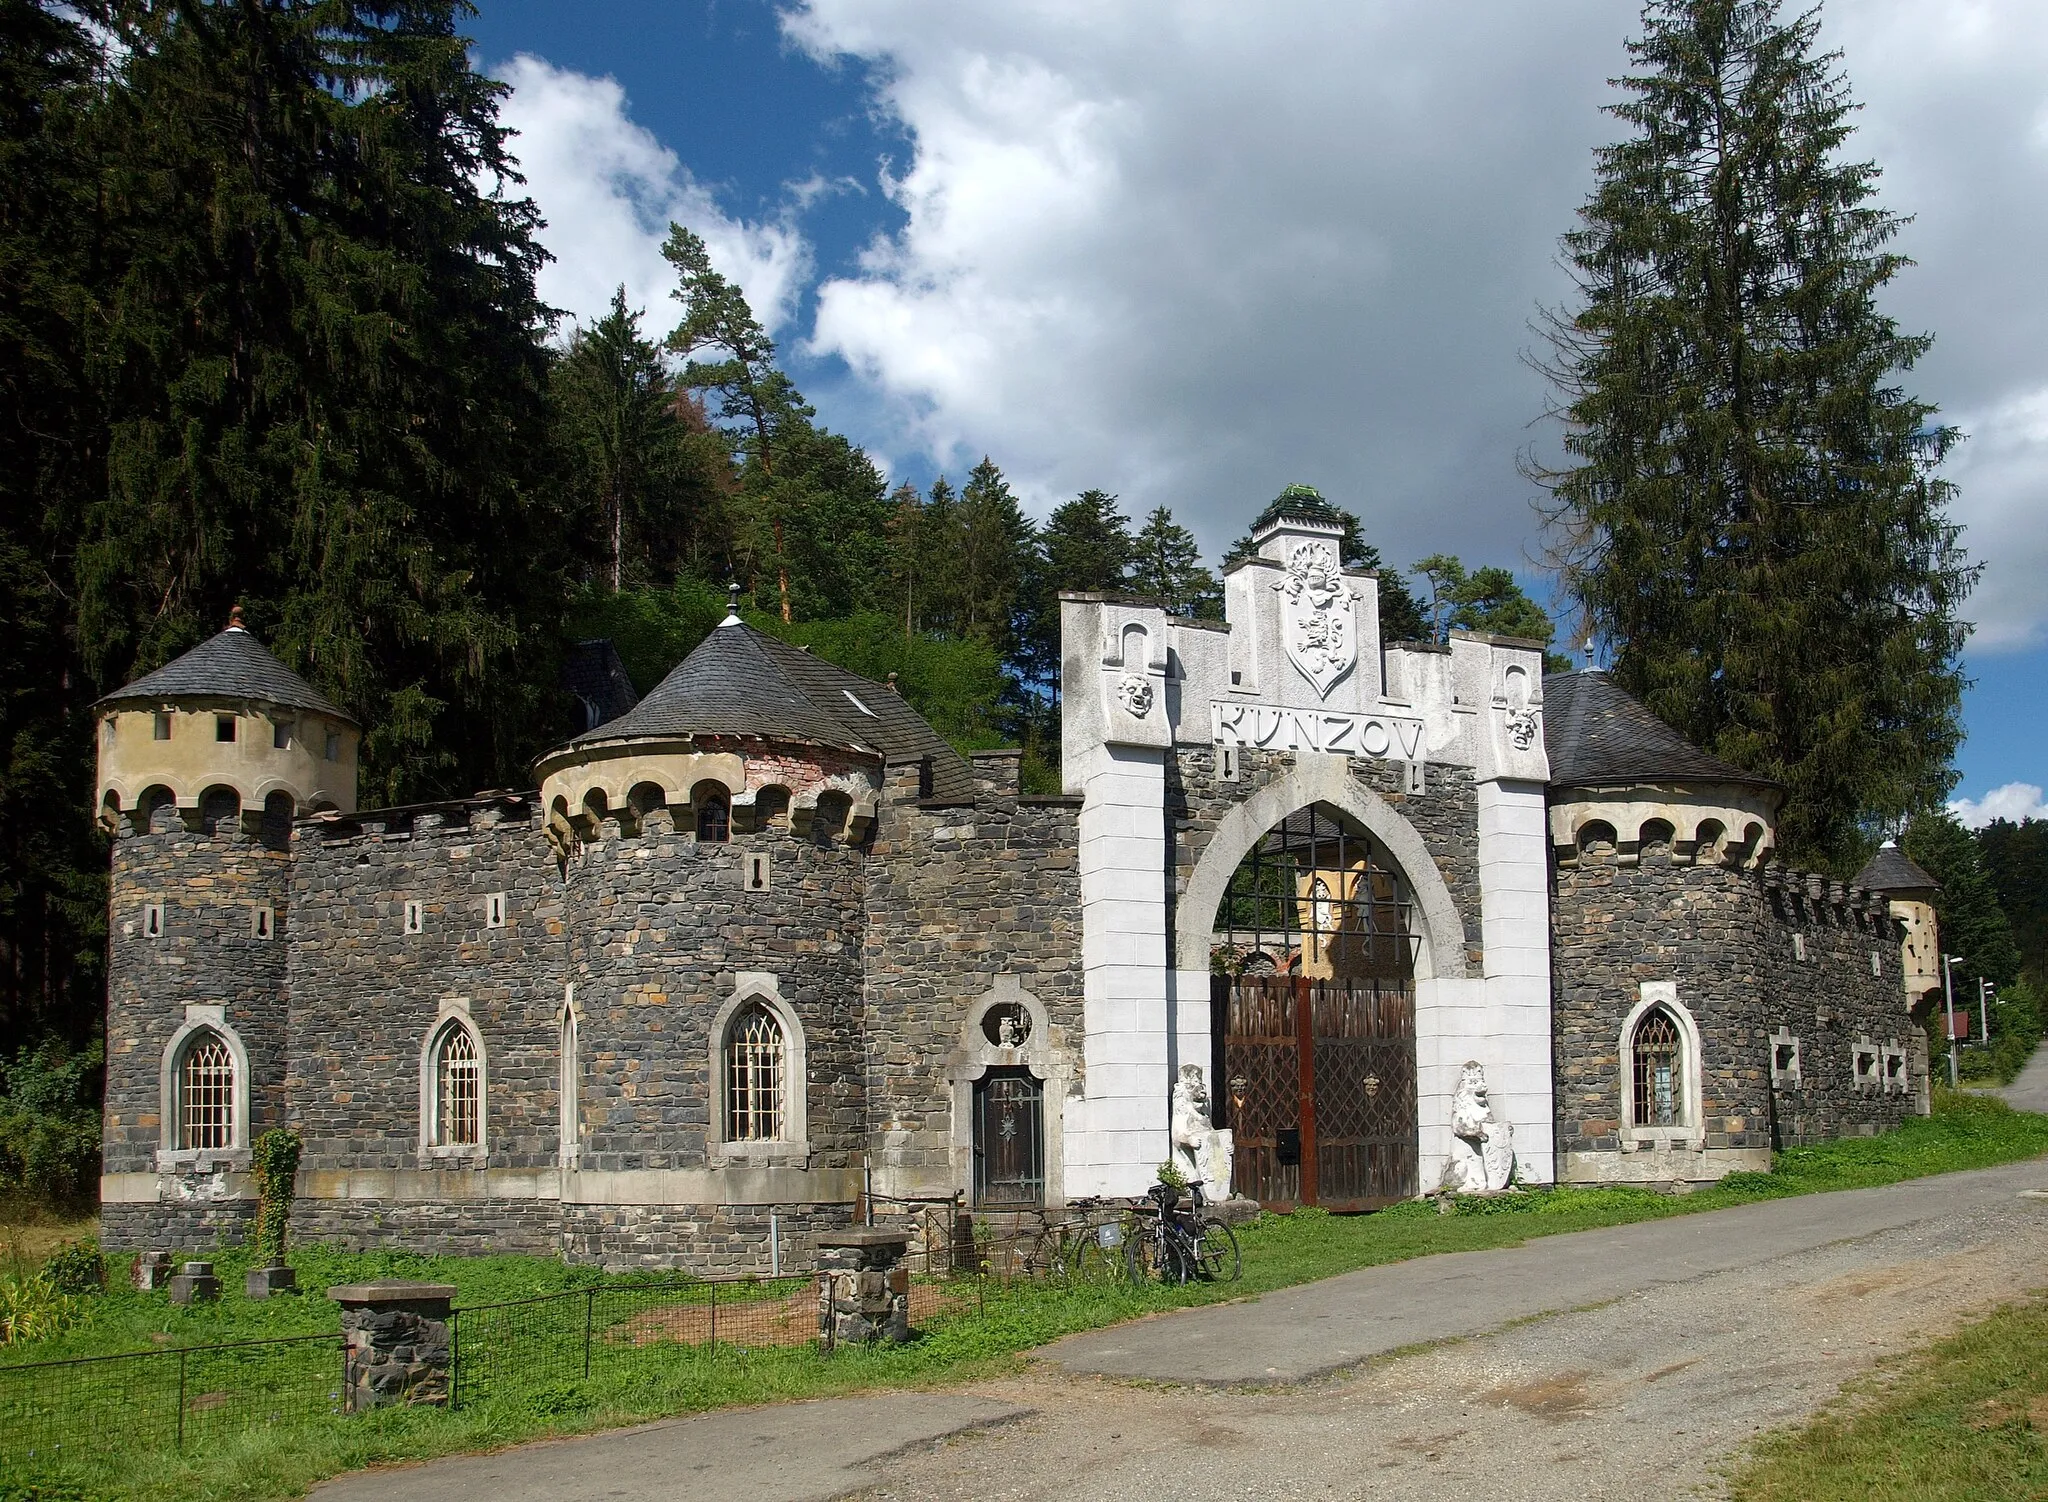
[
  {"left": 862, "top": 755, "right": 1083, "bottom": 1198},
  {"left": 105, "top": 823, "right": 292, "bottom": 1176},
  {"left": 1552, "top": 846, "right": 1918, "bottom": 1172},
  {"left": 331, "top": 1282, "right": 454, "bottom": 1410},
  {"left": 815, "top": 1227, "right": 912, "bottom": 1345}
]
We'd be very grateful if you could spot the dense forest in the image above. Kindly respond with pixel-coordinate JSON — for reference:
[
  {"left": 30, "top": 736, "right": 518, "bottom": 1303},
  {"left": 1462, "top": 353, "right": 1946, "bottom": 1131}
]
[{"left": 0, "top": 0, "right": 1574, "bottom": 1199}]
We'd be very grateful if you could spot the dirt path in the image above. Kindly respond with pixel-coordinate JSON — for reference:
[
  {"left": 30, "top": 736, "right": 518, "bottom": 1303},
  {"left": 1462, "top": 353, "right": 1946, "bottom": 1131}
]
[{"left": 849, "top": 1190, "right": 2048, "bottom": 1500}]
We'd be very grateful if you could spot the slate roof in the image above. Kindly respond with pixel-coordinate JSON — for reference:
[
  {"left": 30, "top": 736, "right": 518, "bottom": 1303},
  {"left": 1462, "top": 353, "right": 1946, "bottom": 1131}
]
[
  {"left": 1541, "top": 671, "right": 1776, "bottom": 791},
  {"left": 561, "top": 639, "right": 640, "bottom": 733},
  {"left": 562, "top": 620, "right": 973, "bottom": 796},
  {"left": 1852, "top": 842, "right": 1941, "bottom": 895},
  {"left": 96, "top": 623, "right": 355, "bottom": 722}
]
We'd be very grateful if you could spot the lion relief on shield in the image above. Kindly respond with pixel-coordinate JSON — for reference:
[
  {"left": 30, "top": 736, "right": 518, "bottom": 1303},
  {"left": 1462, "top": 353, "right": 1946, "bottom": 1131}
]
[{"left": 1275, "top": 540, "right": 1357, "bottom": 698}]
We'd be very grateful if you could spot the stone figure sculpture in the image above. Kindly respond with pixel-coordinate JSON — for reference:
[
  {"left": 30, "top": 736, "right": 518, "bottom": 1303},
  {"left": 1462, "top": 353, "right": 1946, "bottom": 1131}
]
[
  {"left": 1442, "top": 1060, "right": 1516, "bottom": 1193},
  {"left": 1170, "top": 1063, "right": 1234, "bottom": 1198}
]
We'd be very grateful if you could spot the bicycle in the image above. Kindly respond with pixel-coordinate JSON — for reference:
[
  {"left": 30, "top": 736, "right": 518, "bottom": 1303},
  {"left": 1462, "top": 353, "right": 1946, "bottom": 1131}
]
[
  {"left": 1025, "top": 1197, "right": 1122, "bottom": 1284},
  {"left": 1122, "top": 1180, "right": 1241, "bottom": 1285}
]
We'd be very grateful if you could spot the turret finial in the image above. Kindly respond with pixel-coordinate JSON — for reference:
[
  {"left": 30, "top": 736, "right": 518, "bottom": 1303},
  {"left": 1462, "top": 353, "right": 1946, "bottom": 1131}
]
[
  {"left": 721, "top": 580, "right": 742, "bottom": 627},
  {"left": 228, "top": 604, "right": 247, "bottom": 632}
]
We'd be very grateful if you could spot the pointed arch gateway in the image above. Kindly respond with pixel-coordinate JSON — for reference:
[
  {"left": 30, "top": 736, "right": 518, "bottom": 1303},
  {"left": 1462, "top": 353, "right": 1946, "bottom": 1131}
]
[{"left": 1203, "top": 797, "right": 1436, "bottom": 1212}]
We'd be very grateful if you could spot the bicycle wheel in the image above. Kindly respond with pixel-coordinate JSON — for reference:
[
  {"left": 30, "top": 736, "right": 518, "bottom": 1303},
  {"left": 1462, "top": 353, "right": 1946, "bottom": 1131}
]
[
  {"left": 1027, "top": 1223, "right": 1071, "bottom": 1283},
  {"left": 1069, "top": 1221, "right": 1120, "bottom": 1284},
  {"left": 1192, "top": 1217, "right": 1241, "bottom": 1282},
  {"left": 1123, "top": 1220, "right": 1168, "bottom": 1283}
]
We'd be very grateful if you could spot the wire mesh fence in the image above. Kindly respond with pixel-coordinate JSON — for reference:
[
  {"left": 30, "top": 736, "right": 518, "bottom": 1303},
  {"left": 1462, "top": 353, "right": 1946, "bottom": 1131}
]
[
  {"left": 0, "top": 1331, "right": 343, "bottom": 1467},
  {"left": 449, "top": 1277, "right": 820, "bottom": 1405}
]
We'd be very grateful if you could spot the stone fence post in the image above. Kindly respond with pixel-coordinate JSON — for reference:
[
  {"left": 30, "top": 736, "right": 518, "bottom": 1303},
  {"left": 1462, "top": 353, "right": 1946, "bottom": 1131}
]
[
  {"left": 328, "top": 1281, "right": 456, "bottom": 1412},
  {"left": 815, "top": 1227, "right": 912, "bottom": 1346}
]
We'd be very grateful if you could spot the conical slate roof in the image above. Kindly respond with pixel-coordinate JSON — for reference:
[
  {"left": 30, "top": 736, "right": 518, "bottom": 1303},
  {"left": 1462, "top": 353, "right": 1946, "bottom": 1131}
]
[
  {"left": 561, "top": 619, "right": 972, "bottom": 795},
  {"left": 1853, "top": 841, "right": 1940, "bottom": 896},
  {"left": 1542, "top": 671, "right": 1776, "bottom": 790},
  {"left": 96, "top": 616, "right": 354, "bottom": 723}
]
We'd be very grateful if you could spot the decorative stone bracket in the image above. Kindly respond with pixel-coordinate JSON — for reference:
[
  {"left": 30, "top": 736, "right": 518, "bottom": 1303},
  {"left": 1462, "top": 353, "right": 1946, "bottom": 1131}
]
[{"left": 329, "top": 1281, "right": 455, "bottom": 1411}]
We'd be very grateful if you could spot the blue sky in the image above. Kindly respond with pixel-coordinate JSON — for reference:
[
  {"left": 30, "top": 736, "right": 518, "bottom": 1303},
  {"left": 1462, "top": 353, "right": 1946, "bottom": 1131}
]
[{"left": 465, "top": 0, "right": 2046, "bottom": 820}]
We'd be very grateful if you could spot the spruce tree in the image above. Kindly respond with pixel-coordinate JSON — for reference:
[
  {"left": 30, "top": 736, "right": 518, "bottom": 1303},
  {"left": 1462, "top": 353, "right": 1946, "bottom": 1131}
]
[
  {"left": 83, "top": 0, "right": 563, "bottom": 803},
  {"left": 954, "top": 458, "right": 1035, "bottom": 654},
  {"left": 552, "top": 287, "right": 715, "bottom": 593},
  {"left": 1130, "top": 506, "right": 1221, "bottom": 620},
  {"left": 1533, "top": 0, "right": 1976, "bottom": 869}
]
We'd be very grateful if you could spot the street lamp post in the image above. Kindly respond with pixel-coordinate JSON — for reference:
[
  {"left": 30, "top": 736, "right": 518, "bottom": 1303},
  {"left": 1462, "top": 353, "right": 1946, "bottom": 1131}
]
[
  {"left": 1943, "top": 954, "right": 1963, "bottom": 1088},
  {"left": 1980, "top": 977, "right": 1994, "bottom": 1053}
]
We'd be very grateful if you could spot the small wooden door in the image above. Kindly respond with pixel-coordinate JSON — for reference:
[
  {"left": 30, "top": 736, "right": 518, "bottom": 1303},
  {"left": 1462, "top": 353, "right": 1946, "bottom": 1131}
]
[
  {"left": 973, "top": 1069, "right": 1044, "bottom": 1207},
  {"left": 1220, "top": 975, "right": 1417, "bottom": 1211}
]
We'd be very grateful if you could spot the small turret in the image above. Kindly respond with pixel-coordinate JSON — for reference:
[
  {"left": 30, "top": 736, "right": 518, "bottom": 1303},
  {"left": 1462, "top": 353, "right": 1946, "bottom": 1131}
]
[
  {"left": 93, "top": 606, "right": 360, "bottom": 834},
  {"left": 1853, "top": 840, "right": 1943, "bottom": 1010}
]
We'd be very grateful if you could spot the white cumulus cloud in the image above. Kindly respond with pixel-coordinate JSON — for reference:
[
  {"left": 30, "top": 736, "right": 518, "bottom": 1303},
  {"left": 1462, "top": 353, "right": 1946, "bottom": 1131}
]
[
  {"left": 773, "top": 0, "right": 2048, "bottom": 639},
  {"left": 1951, "top": 781, "right": 2048, "bottom": 827},
  {"left": 493, "top": 54, "right": 811, "bottom": 338}
]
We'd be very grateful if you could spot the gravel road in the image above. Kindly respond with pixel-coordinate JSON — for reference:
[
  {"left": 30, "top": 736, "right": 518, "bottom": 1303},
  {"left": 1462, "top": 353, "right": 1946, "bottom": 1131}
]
[{"left": 851, "top": 1188, "right": 2048, "bottom": 1500}]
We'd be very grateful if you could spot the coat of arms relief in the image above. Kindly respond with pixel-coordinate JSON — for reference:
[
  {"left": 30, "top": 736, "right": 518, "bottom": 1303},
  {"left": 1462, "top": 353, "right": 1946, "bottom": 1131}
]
[{"left": 1275, "top": 540, "right": 1357, "bottom": 698}]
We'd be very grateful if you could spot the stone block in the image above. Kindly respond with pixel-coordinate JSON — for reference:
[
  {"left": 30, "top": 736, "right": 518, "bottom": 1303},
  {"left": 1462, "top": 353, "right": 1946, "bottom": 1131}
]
[
  {"left": 132, "top": 1250, "right": 174, "bottom": 1291},
  {"left": 246, "top": 1264, "right": 298, "bottom": 1299},
  {"left": 168, "top": 1262, "right": 219, "bottom": 1304}
]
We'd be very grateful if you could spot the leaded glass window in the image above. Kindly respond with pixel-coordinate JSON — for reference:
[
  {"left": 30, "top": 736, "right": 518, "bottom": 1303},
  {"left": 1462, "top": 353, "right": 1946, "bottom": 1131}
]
[
  {"left": 1631, "top": 1008, "right": 1683, "bottom": 1127},
  {"left": 724, "top": 1006, "right": 785, "bottom": 1141},
  {"left": 179, "top": 1034, "right": 235, "bottom": 1150},
  {"left": 436, "top": 1025, "right": 481, "bottom": 1147}
]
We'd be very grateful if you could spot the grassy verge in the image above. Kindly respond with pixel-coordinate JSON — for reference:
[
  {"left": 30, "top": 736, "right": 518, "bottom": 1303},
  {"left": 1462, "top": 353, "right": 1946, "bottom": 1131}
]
[
  {"left": 1731, "top": 1291, "right": 2048, "bottom": 1499},
  {"left": 5, "top": 1091, "right": 2046, "bottom": 1502}
]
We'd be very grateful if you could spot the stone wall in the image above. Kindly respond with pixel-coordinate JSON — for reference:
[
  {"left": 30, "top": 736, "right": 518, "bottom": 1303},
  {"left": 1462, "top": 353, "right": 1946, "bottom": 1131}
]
[
  {"left": 286, "top": 798, "right": 569, "bottom": 1175},
  {"left": 103, "top": 820, "right": 291, "bottom": 1206},
  {"left": 1552, "top": 842, "right": 1918, "bottom": 1182},
  {"left": 862, "top": 756, "right": 1084, "bottom": 1200},
  {"left": 1759, "top": 870, "right": 1920, "bottom": 1145}
]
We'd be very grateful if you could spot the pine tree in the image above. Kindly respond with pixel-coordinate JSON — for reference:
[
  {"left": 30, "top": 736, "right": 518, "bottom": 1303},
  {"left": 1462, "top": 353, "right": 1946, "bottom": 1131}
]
[
  {"left": 1130, "top": 505, "right": 1221, "bottom": 620},
  {"left": 1533, "top": 0, "right": 1976, "bottom": 870},
  {"left": 1977, "top": 818, "right": 2048, "bottom": 985},
  {"left": 1410, "top": 554, "right": 1569, "bottom": 670},
  {"left": 1904, "top": 812, "right": 2021, "bottom": 993},
  {"left": 1223, "top": 485, "right": 1430, "bottom": 641}
]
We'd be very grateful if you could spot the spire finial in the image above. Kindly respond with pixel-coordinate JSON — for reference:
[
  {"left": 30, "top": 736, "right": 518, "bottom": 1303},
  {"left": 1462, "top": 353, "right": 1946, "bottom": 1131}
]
[
  {"left": 720, "top": 580, "right": 742, "bottom": 627},
  {"left": 227, "top": 604, "right": 247, "bottom": 632}
]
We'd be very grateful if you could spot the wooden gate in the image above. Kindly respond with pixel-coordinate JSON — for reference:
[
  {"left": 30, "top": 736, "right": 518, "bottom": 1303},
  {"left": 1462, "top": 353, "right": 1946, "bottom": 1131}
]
[{"left": 1218, "top": 975, "right": 1417, "bottom": 1211}]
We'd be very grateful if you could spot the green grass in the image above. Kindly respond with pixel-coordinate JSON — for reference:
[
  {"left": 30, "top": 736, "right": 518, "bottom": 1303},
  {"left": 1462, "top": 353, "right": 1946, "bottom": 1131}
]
[
  {"left": 1731, "top": 1291, "right": 2048, "bottom": 1500},
  {"left": 5, "top": 1091, "right": 2047, "bottom": 1502}
]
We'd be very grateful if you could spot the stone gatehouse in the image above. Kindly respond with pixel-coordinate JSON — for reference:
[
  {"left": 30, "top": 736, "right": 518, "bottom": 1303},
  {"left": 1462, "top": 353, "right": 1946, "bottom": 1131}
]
[{"left": 94, "top": 500, "right": 1937, "bottom": 1269}]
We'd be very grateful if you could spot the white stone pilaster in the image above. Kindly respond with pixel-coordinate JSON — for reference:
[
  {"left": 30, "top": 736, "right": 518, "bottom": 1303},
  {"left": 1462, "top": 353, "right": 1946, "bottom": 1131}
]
[{"left": 1475, "top": 777, "right": 1556, "bottom": 1183}]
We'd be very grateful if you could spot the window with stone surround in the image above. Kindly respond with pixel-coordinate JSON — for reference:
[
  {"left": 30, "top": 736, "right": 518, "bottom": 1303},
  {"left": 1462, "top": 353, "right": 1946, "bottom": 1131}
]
[
  {"left": 724, "top": 1005, "right": 785, "bottom": 1141},
  {"left": 177, "top": 1032, "right": 236, "bottom": 1150},
  {"left": 559, "top": 999, "right": 580, "bottom": 1167},
  {"left": 1769, "top": 1026, "right": 1801, "bottom": 1088},
  {"left": 696, "top": 787, "right": 730, "bottom": 843},
  {"left": 1631, "top": 1009, "right": 1684, "bottom": 1127}
]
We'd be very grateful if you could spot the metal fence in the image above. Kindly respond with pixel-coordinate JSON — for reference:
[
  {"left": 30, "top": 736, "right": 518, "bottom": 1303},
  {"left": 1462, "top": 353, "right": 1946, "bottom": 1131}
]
[
  {"left": 449, "top": 1277, "right": 818, "bottom": 1404},
  {"left": 0, "top": 1330, "right": 342, "bottom": 1466}
]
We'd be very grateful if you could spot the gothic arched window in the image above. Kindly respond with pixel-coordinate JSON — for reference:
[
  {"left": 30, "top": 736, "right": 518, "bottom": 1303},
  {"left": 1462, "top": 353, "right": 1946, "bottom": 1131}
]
[
  {"left": 432, "top": 1022, "right": 482, "bottom": 1147},
  {"left": 1631, "top": 1007, "right": 1684, "bottom": 1127},
  {"left": 696, "top": 788, "right": 730, "bottom": 843},
  {"left": 177, "top": 1032, "right": 236, "bottom": 1150},
  {"left": 724, "top": 1005, "right": 785, "bottom": 1142}
]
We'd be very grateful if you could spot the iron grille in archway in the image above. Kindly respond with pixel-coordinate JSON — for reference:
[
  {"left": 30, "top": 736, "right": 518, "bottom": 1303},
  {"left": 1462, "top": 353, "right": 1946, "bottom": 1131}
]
[{"left": 1211, "top": 802, "right": 1420, "bottom": 1212}]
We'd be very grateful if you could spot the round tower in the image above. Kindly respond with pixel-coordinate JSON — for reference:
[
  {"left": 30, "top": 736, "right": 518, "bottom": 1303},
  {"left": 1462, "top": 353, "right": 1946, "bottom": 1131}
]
[
  {"left": 93, "top": 606, "right": 360, "bottom": 834},
  {"left": 1852, "top": 840, "right": 1942, "bottom": 1012},
  {"left": 96, "top": 609, "right": 353, "bottom": 1247}
]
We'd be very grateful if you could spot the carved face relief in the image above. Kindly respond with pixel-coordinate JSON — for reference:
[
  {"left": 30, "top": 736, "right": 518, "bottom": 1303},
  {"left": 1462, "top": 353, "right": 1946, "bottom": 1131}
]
[
  {"left": 1274, "top": 541, "right": 1356, "bottom": 698},
  {"left": 1506, "top": 707, "right": 1539, "bottom": 751},
  {"left": 1116, "top": 673, "right": 1153, "bottom": 718}
]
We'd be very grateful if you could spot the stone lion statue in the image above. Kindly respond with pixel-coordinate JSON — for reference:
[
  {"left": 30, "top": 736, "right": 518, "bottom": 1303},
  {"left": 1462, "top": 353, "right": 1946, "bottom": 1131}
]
[
  {"left": 1171, "top": 1064, "right": 1233, "bottom": 1198},
  {"left": 1441, "top": 1060, "right": 1516, "bottom": 1194}
]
